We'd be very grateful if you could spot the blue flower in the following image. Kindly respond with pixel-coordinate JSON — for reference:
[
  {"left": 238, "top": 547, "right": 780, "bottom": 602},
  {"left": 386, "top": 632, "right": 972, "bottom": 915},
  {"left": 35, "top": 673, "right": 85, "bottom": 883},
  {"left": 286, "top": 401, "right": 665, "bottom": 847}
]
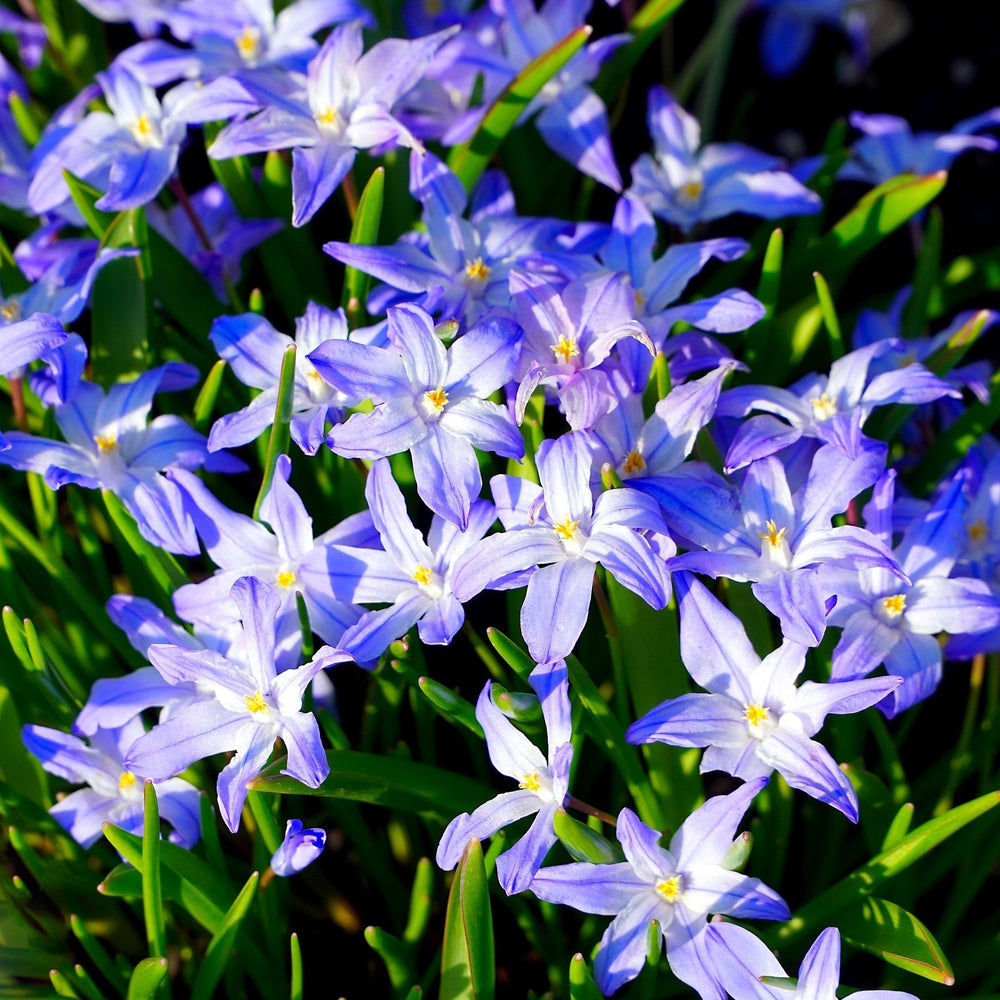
[
  {"left": 23, "top": 718, "right": 202, "bottom": 849},
  {"left": 437, "top": 660, "right": 573, "bottom": 894},
  {"left": 271, "top": 819, "right": 327, "bottom": 876},
  {"left": 209, "top": 20, "right": 458, "bottom": 226},
  {"left": 309, "top": 302, "right": 523, "bottom": 529},
  {"left": 709, "top": 924, "right": 918, "bottom": 1000},
  {"left": 125, "top": 577, "right": 345, "bottom": 832},
  {"left": 629, "top": 87, "right": 821, "bottom": 232},
  {"left": 528, "top": 779, "right": 789, "bottom": 998},
  {"left": 627, "top": 573, "right": 900, "bottom": 821},
  {"left": 452, "top": 431, "right": 670, "bottom": 664}
]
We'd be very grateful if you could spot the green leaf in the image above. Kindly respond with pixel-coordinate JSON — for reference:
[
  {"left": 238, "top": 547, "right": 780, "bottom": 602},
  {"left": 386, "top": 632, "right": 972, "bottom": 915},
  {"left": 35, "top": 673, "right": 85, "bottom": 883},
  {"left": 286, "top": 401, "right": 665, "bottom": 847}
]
[
  {"left": 365, "top": 925, "right": 417, "bottom": 999},
  {"left": 249, "top": 749, "right": 492, "bottom": 821},
  {"left": 61, "top": 171, "right": 116, "bottom": 239},
  {"left": 190, "top": 872, "right": 260, "bottom": 1000},
  {"left": 193, "top": 360, "right": 228, "bottom": 432},
  {"left": 881, "top": 803, "right": 915, "bottom": 852},
  {"left": 743, "top": 228, "right": 783, "bottom": 376},
  {"left": 417, "top": 675, "right": 484, "bottom": 737},
  {"left": 568, "top": 954, "right": 604, "bottom": 1000},
  {"left": 126, "top": 958, "right": 168, "bottom": 1000},
  {"left": 141, "top": 783, "right": 167, "bottom": 971},
  {"left": 440, "top": 838, "right": 494, "bottom": 1000},
  {"left": 838, "top": 896, "right": 954, "bottom": 984},
  {"left": 290, "top": 933, "right": 303, "bottom": 1000},
  {"left": 773, "top": 789, "right": 1000, "bottom": 947},
  {"left": 448, "top": 26, "right": 592, "bottom": 191},
  {"left": 812, "top": 271, "right": 844, "bottom": 359},
  {"left": 903, "top": 205, "right": 943, "bottom": 336},
  {"left": 802, "top": 172, "right": 948, "bottom": 293},
  {"left": 486, "top": 628, "right": 535, "bottom": 681},
  {"left": 98, "top": 863, "right": 144, "bottom": 898},
  {"left": 341, "top": 167, "right": 385, "bottom": 326},
  {"left": 253, "top": 344, "right": 296, "bottom": 520},
  {"left": 906, "top": 361, "right": 1000, "bottom": 495},
  {"left": 101, "top": 491, "right": 188, "bottom": 607},
  {"left": 102, "top": 824, "right": 236, "bottom": 934},
  {"left": 90, "top": 214, "right": 151, "bottom": 385},
  {"left": 70, "top": 914, "right": 129, "bottom": 996},
  {"left": 566, "top": 656, "right": 665, "bottom": 829},
  {"left": 148, "top": 228, "right": 224, "bottom": 343},
  {"left": 553, "top": 810, "right": 623, "bottom": 864}
]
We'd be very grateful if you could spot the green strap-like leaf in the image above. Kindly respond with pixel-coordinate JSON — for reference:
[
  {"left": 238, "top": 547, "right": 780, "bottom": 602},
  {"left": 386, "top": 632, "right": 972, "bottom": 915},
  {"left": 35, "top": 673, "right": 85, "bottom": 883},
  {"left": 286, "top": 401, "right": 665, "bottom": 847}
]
[
  {"left": 773, "top": 788, "right": 1000, "bottom": 946},
  {"left": 190, "top": 872, "right": 260, "bottom": 1000},
  {"left": 126, "top": 958, "right": 168, "bottom": 1000},
  {"left": 440, "top": 838, "right": 494, "bottom": 1000},
  {"left": 341, "top": 167, "right": 385, "bottom": 327},
  {"left": 839, "top": 895, "right": 954, "bottom": 984},
  {"left": 253, "top": 344, "right": 296, "bottom": 520},
  {"left": 553, "top": 810, "right": 623, "bottom": 864},
  {"left": 249, "top": 749, "right": 492, "bottom": 821},
  {"left": 448, "top": 26, "right": 592, "bottom": 192},
  {"left": 141, "top": 782, "right": 167, "bottom": 983}
]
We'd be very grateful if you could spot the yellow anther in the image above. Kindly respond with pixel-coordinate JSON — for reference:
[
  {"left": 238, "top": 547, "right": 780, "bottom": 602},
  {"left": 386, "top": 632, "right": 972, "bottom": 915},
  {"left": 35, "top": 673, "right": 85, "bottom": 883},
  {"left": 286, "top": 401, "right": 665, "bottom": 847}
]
[
  {"left": 1, "top": 301, "right": 21, "bottom": 321},
  {"left": 465, "top": 257, "right": 490, "bottom": 282},
  {"left": 968, "top": 519, "right": 988, "bottom": 544},
  {"left": 133, "top": 114, "right": 152, "bottom": 137},
  {"left": 680, "top": 180, "right": 703, "bottom": 201},
  {"left": 519, "top": 771, "right": 541, "bottom": 792},
  {"left": 245, "top": 690, "right": 268, "bottom": 715},
  {"left": 634, "top": 288, "right": 646, "bottom": 309},
  {"left": 623, "top": 450, "right": 646, "bottom": 475},
  {"left": 93, "top": 434, "right": 118, "bottom": 452},
  {"left": 425, "top": 386, "right": 448, "bottom": 412},
  {"left": 118, "top": 771, "right": 137, "bottom": 791},
  {"left": 276, "top": 570, "right": 296, "bottom": 588},
  {"left": 655, "top": 875, "right": 682, "bottom": 902},
  {"left": 881, "top": 594, "right": 906, "bottom": 618},
  {"left": 235, "top": 25, "right": 261, "bottom": 59},
  {"left": 810, "top": 392, "right": 837, "bottom": 420},
  {"left": 759, "top": 520, "right": 787, "bottom": 547},
  {"left": 743, "top": 703, "right": 769, "bottom": 727},
  {"left": 315, "top": 107, "right": 340, "bottom": 129},
  {"left": 554, "top": 518, "right": 579, "bottom": 542},
  {"left": 413, "top": 565, "right": 433, "bottom": 586},
  {"left": 552, "top": 335, "right": 580, "bottom": 364}
]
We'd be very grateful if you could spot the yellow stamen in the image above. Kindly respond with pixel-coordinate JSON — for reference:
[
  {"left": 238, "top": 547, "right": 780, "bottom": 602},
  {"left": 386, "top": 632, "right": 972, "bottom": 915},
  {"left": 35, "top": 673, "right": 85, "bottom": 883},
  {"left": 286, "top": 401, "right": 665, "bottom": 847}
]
[
  {"left": 118, "top": 771, "right": 137, "bottom": 791},
  {"left": 245, "top": 690, "right": 268, "bottom": 715},
  {"left": 315, "top": 107, "right": 340, "bottom": 128},
  {"left": 623, "top": 450, "right": 646, "bottom": 475},
  {"left": 235, "top": 25, "right": 261, "bottom": 59},
  {"left": 881, "top": 594, "right": 906, "bottom": 618},
  {"left": 413, "top": 565, "right": 433, "bottom": 586},
  {"left": 425, "top": 386, "right": 448, "bottom": 412},
  {"left": 552, "top": 335, "right": 580, "bottom": 364},
  {"left": 759, "top": 520, "right": 787, "bottom": 547},
  {"left": 810, "top": 392, "right": 837, "bottom": 420},
  {"left": 93, "top": 434, "right": 118, "bottom": 452},
  {"left": 465, "top": 257, "right": 490, "bottom": 282},
  {"left": 655, "top": 875, "right": 682, "bottom": 902},
  {"left": 1, "top": 301, "right": 21, "bottom": 321},
  {"left": 519, "top": 772, "right": 541, "bottom": 792},
  {"left": 133, "top": 114, "right": 152, "bottom": 137},
  {"left": 680, "top": 180, "right": 703, "bottom": 201},
  {"left": 276, "top": 570, "right": 296, "bottom": 588},
  {"left": 968, "top": 519, "right": 988, "bottom": 544},
  {"left": 744, "top": 703, "right": 769, "bottom": 727},
  {"left": 554, "top": 517, "right": 579, "bottom": 542},
  {"left": 634, "top": 288, "right": 645, "bottom": 309}
]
